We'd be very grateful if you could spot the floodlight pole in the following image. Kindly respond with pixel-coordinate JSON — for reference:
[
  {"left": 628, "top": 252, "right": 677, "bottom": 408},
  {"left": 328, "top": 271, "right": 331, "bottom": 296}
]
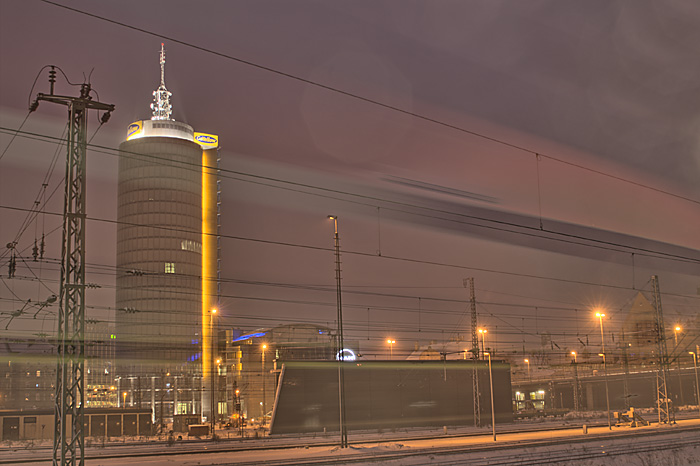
[
  {"left": 690, "top": 348, "right": 699, "bottom": 418},
  {"left": 485, "top": 352, "right": 496, "bottom": 441},
  {"left": 328, "top": 215, "right": 348, "bottom": 448}
]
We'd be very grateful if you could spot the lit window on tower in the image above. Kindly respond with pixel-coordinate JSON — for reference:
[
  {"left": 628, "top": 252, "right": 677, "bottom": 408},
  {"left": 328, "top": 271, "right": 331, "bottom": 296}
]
[
  {"left": 180, "top": 239, "right": 202, "bottom": 253},
  {"left": 165, "top": 262, "right": 176, "bottom": 274}
]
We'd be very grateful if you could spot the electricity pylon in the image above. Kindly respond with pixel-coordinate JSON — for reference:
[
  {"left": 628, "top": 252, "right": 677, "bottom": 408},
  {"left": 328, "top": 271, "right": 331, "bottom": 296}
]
[
  {"left": 32, "top": 69, "right": 114, "bottom": 466},
  {"left": 651, "top": 275, "right": 674, "bottom": 424},
  {"left": 465, "top": 278, "right": 481, "bottom": 427}
]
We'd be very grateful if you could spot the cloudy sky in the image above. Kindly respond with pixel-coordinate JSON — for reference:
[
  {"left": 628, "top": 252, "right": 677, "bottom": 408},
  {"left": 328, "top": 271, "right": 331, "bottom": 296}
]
[{"left": 1, "top": 0, "right": 699, "bottom": 360}]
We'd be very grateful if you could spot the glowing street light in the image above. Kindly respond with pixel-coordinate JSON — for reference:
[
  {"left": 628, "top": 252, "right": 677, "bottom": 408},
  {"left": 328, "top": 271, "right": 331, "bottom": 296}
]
[
  {"left": 484, "top": 352, "right": 496, "bottom": 442},
  {"left": 478, "top": 328, "right": 487, "bottom": 358},
  {"left": 674, "top": 326, "right": 685, "bottom": 405},
  {"left": 524, "top": 358, "right": 531, "bottom": 381},
  {"left": 122, "top": 391, "right": 128, "bottom": 408},
  {"left": 387, "top": 339, "right": 396, "bottom": 360},
  {"left": 599, "top": 353, "right": 611, "bottom": 430},
  {"left": 571, "top": 351, "right": 577, "bottom": 363},
  {"left": 595, "top": 311, "right": 606, "bottom": 355}
]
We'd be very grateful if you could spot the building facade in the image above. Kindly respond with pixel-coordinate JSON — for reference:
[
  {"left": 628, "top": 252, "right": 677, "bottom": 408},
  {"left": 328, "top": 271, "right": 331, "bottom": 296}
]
[{"left": 222, "top": 324, "right": 340, "bottom": 423}]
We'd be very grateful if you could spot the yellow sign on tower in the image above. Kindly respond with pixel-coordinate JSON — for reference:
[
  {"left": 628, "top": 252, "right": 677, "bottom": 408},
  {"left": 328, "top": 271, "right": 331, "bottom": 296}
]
[{"left": 194, "top": 132, "right": 219, "bottom": 149}]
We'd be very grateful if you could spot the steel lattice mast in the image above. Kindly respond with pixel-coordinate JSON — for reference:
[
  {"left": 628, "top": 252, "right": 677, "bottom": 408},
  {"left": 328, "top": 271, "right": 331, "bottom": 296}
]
[
  {"left": 33, "top": 73, "right": 114, "bottom": 466},
  {"left": 651, "top": 275, "right": 674, "bottom": 424},
  {"left": 464, "top": 278, "right": 481, "bottom": 427}
]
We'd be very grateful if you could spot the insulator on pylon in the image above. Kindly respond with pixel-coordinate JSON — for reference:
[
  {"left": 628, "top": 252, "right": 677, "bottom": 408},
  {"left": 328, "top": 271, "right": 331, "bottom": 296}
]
[
  {"left": 8, "top": 255, "right": 15, "bottom": 278},
  {"left": 49, "top": 66, "right": 56, "bottom": 95}
]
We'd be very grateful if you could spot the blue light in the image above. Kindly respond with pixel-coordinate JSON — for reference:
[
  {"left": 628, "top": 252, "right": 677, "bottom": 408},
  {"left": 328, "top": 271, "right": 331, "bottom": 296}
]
[{"left": 230, "top": 332, "right": 267, "bottom": 343}]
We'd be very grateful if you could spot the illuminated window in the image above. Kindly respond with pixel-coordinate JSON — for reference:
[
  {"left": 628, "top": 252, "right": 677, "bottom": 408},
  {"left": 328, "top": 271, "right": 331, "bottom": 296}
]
[
  {"left": 165, "top": 262, "right": 175, "bottom": 274},
  {"left": 180, "top": 240, "right": 202, "bottom": 253}
]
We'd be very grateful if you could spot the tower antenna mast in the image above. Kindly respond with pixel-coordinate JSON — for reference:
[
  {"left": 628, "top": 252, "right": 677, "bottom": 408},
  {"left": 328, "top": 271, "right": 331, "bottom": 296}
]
[{"left": 151, "top": 43, "right": 172, "bottom": 120}]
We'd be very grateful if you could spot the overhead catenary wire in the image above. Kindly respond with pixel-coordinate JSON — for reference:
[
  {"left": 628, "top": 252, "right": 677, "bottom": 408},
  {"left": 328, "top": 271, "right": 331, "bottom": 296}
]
[
  {"left": 3, "top": 202, "right": 700, "bottom": 303},
  {"left": 2, "top": 127, "right": 699, "bottom": 269},
  {"left": 35, "top": 0, "right": 700, "bottom": 208}
]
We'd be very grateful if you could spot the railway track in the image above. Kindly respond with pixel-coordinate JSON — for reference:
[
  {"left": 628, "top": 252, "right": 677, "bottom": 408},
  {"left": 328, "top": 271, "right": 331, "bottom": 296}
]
[
  {"left": 5, "top": 422, "right": 699, "bottom": 465},
  {"left": 217, "top": 429, "right": 699, "bottom": 466}
]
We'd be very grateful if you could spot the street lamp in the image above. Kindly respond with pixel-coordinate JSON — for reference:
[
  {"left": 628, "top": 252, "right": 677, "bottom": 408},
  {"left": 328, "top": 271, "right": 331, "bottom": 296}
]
[
  {"left": 235, "top": 388, "right": 243, "bottom": 436},
  {"left": 478, "top": 328, "right": 487, "bottom": 359},
  {"left": 261, "top": 344, "right": 267, "bottom": 427},
  {"left": 484, "top": 352, "right": 496, "bottom": 441},
  {"left": 571, "top": 352, "right": 580, "bottom": 412},
  {"left": 524, "top": 358, "right": 531, "bottom": 381},
  {"left": 599, "top": 353, "right": 611, "bottom": 430},
  {"left": 210, "top": 308, "right": 218, "bottom": 437},
  {"left": 595, "top": 311, "right": 606, "bottom": 355},
  {"left": 690, "top": 349, "right": 699, "bottom": 418},
  {"left": 387, "top": 339, "right": 395, "bottom": 360},
  {"left": 122, "top": 391, "right": 128, "bottom": 408},
  {"left": 674, "top": 326, "right": 684, "bottom": 405},
  {"left": 328, "top": 215, "right": 348, "bottom": 448}
]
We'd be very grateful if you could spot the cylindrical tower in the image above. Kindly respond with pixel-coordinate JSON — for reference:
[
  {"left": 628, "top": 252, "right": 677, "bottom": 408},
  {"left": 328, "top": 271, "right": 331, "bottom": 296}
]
[
  {"left": 114, "top": 43, "right": 220, "bottom": 422},
  {"left": 116, "top": 129, "right": 203, "bottom": 377}
]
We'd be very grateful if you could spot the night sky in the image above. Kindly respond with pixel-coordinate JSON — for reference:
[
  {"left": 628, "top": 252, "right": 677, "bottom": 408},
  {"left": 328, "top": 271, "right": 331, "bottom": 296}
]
[{"left": 1, "top": 1, "right": 699, "bottom": 360}]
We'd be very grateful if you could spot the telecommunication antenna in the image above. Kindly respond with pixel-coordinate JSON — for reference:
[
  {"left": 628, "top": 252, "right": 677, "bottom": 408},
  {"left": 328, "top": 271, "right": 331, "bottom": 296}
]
[
  {"left": 31, "top": 67, "right": 114, "bottom": 466},
  {"left": 151, "top": 43, "right": 172, "bottom": 120},
  {"left": 651, "top": 275, "right": 674, "bottom": 424}
]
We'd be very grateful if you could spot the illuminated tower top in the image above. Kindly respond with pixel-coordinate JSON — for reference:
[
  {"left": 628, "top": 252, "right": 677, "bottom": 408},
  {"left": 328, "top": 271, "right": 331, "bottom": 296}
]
[
  {"left": 127, "top": 43, "right": 218, "bottom": 149},
  {"left": 150, "top": 43, "right": 172, "bottom": 120}
]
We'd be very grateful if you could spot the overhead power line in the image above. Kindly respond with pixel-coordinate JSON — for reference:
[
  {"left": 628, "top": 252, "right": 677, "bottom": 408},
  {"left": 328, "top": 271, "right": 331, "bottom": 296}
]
[
  {"left": 2, "top": 127, "right": 699, "bottom": 267},
  {"left": 34, "top": 0, "right": 700, "bottom": 208},
  {"left": 4, "top": 202, "right": 700, "bottom": 301}
]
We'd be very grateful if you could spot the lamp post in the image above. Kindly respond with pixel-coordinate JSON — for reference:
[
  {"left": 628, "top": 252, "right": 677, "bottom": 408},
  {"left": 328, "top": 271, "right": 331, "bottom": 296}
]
[
  {"left": 690, "top": 349, "right": 699, "bottom": 418},
  {"left": 210, "top": 308, "right": 217, "bottom": 437},
  {"left": 235, "top": 389, "right": 243, "bottom": 437},
  {"left": 214, "top": 359, "right": 221, "bottom": 426},
  {"left": 261, "top": 344, "right": 267, "bottom": 427},
  {"left": 595, "top": 311, "right": 606, "bottom": 355},
  {"left": 571, "top": 351, "right": 580, "bottom": 412},
  {"left": 524, "top": 358, "right": 531, "bottom": 381},
  {"left": 387, "top": 339, "right": 395, "bottom": 360},
  {"left": 484, "top": 352, "right": 496, "bottom": 441},
  {"left": 599, "top": 353, "right": 611, "bottom": 430},
  {"left": 328, "top": 215, "right": 348, "bottom": 448},
  {"left": 478, "top": 328, "right": 487, "bottom": 359},
  {"left": 675, "top": 326, "right": 684, "bottom": 405},
  {"left": 122, "top": 391, "right": 128, "bottom": 408}
]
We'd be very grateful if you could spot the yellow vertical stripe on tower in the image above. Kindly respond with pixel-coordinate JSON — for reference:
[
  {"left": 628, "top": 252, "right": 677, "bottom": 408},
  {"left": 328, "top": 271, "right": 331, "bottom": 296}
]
[{"left": 201, "top": 148, "right": 218, "bottom": 413}]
